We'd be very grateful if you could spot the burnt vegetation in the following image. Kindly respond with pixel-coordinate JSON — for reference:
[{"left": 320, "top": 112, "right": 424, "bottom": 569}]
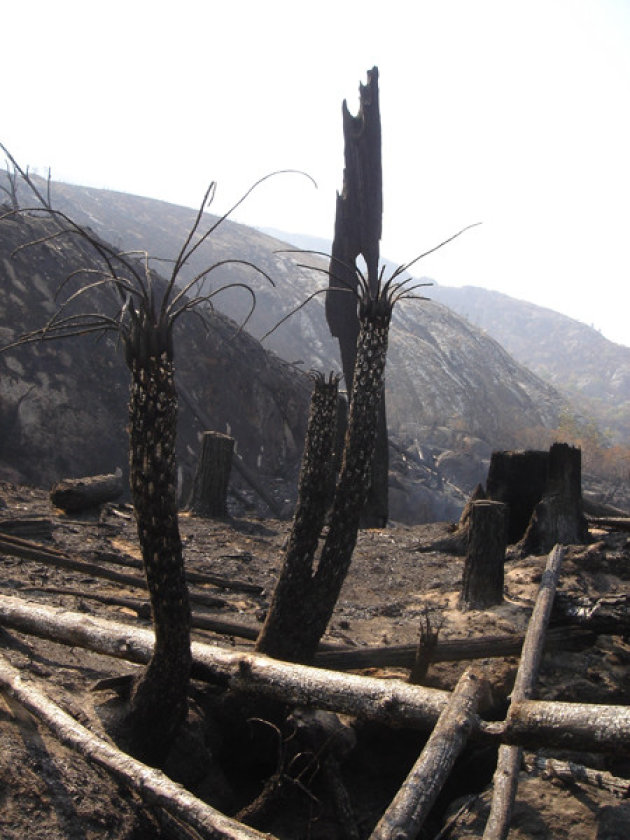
[{"left": 1, "top": 69, "right": 630, "bottom": 840}]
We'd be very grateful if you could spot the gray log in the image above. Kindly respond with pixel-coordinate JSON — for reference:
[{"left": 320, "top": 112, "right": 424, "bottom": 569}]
[
  {"left": 50, "top": 469, "right": 123, "bottom": 513},
  {"left": 2, "top": 594, "right": 629, "bottom": 754},
  {"left": 371, "top": 668, "right": 487, "bottom": 840},
  {"left": 0, "top": 652, "right": 272, "bottom": 840},
  {"left": 483, "top": 545, "right": 565, "bottom": 840}
]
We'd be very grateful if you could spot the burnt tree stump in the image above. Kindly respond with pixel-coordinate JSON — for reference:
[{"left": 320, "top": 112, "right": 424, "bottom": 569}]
[
  {"left": 50, "top": 470, "right": 123, "bottom": 513},
  {"left": 519, "top": 443, "right": 588, "bottom": 555},
  {"left": 187, "top": 432, "right": 234, "bottom": 518},
  {"left": 486, "top": 449, "right": 549, "bottom": 543},
  {"left": 460, "top": 500, "right": 507, "bottom": 610}
]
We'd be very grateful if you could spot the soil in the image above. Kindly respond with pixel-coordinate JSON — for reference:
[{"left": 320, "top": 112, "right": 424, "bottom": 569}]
[{"left": 0, "top": 481, "right": 629, "bottom": 839}]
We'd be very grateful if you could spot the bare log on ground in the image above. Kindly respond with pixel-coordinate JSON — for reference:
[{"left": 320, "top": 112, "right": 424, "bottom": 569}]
[
  {"left": 587, "top": 516, "right": 630, "bottom": 532},
  {"left": 314, "top": 625, "right": 596, "bottom": 671},
  {"left": 460, "top": 501, "right": 507, "bottom": 610},
  {"left": 523, "top": 753, "right": 630, "bottom": 797},
  {"left": 86, "top": 547, "right": 264, "bottom": 594},
  {"left": 0, "top": 517, "right": 54, "bottom": 540},
  {"left": 0, "top": 652, "right": 273, "bottom": 840},
  {"left": 504, "top": 699, "right": 630, "bottom": 754},
  {"left": 483, "top": 544, "right": 565, "bottom": 840},
  {"left": 2, "top": 594, "right": 629, "bottom": 754},
  {"left": 371, "top": 668, "right": 488, "bottom": 840},
  {"left": 187, "top": 431, "right": 234, "bottom": 518},
  {"left": 0, "top": 535, "right": 240, "bottom": 607},
  {"left": 50, "top": 470, "right": 124, "bottom": 513}
]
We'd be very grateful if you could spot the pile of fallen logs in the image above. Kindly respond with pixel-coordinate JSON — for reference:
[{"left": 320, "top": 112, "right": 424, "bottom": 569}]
[{"left": 1, "top": 541, "right": 630, "bottom": 839}]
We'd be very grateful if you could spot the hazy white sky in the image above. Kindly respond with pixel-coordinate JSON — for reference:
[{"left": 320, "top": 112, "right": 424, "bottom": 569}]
[{"left": 4, "top": 0, "right": 630, "bottom": 345}]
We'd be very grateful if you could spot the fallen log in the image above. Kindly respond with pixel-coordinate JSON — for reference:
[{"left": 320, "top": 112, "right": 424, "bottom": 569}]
[
  {"left": 86, "top": 549, "right": 264, "bottom": 594},
  {"left": 483, "top": 544, "right": 564, "bottom": 840},
  {"left": 370, "top": 668, "right": 487, "bottom": 839},
  {"left": 50, "top": 470, "right": 124, "bottom": 513},
  {"left": 587, "top": 516, "right": 630, "bottom": 532},
  {"left": 0, "top": 517, "right": 54, "bottom": 540},
  {"left": 0, "top": 537, "right": 226, "bottom": 609},
  {"left": 0, "top": 652, "right": 273, "bottom": 840},
  {"left": 523, "top": 753, "right": 630, "bottom": 798},
  {"left": 1, "top": 594, "right": 629, "bottom": 754},
  {"left": 314, "top": 626, "right": 596, "bottom": 670}
]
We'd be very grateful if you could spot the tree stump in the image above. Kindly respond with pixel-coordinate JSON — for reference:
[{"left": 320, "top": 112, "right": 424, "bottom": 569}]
[
  {"left": 187, "top": 432, "right": 234, "bottom": 518},
  {"left": 519, "top": 443, "right": 588, "bottom": 555},
  {"left": 50, "top": 470, "right": 123, "bottom": 513},
  {"left": 485, "top": 450, "right": 549, "bottom": 543},
  {"left": 460, "top": 501, "right": 507, "bottom": 610}
]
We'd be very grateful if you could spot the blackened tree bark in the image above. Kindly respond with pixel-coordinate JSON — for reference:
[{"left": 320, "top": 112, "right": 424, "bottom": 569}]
[
  {"left": 325, "top": 66, "right": 388, "bottom": 528},
  {"left": 259, "top": 290, "right": 393, "bottom": 664},
  {"left": 519, "top": 443, "right": 588, "bottom": 555},
  {"left": 187, "top": 431, "right": 235, "bottom": 518},
  {"left": 124, "top": 339, "right": 191, "bottom": 765},
  {"left": 256, "top": 373, "right": 340, "bottom": 660},
  {"left": 460, "top": 501, "right": 508, "bottom": 610},
  {"left": 485, "top": 449, "right": 549, "bottom": 543}
]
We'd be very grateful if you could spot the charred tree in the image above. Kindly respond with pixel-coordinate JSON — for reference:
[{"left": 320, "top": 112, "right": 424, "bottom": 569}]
[
  {"left": 123, "top": 326, "right": 191, "bottom": 764},
  {"left": 256, "top": 372, "right": 340, "bottom": 660},
  {"left": 485, "top": 449, "right": 549, "bottom": 543},
  {"left": 460, "top": 500, "right": 507, "bottom": 610},
  {"left": 325, "top": 66, "right": 388, "bottom": 528},
  {"left": 187, "top": 431, "right": 235, "bottom": 518},
  {"left": 259, "top": 282, "right": 399, "bottom": 664},
  {"left": 519, "top": 443, "right": 588, "bottom": 555},
  {"left": 0, "top": 145, "right": 289, "bottom": 765}
]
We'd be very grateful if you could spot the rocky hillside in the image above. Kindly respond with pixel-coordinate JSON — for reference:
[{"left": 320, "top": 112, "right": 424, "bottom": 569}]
[
  {"left": 2, "top": 177, "right": 567, "bottom": 437},
  {"left": 0, "top": 174, "right": 575, "bottom": 522},
  {"left": 0, "top": 207, "right": 311, "bottom": 506},
  {"left": 424, "top": 285, "right": 630, "bottom": 444}
]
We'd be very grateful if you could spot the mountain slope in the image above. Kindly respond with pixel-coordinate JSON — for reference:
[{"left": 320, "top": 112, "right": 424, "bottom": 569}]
[
  {"left": 1, "top": 176, "right": 566, "bottom": 449},
  {"left": 425, "top": 285, "right": 630, "bottom": 443}
]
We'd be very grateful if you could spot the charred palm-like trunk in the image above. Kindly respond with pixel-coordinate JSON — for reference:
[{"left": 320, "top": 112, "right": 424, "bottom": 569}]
[
  {"left": 256, "top": 373, "right": 340, "bottom": 660},
  {"left": 306, "top": 295, "right": 391, "bottom": 657},
  {"left": 258, "top": 293, "right": 392, "bottom": 664},
  {"left": 125, "top": 346, "right": 191, "bottom": 764}
]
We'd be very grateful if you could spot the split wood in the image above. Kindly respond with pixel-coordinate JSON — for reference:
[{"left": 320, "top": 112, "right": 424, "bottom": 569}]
[
  {"left": 370, "top": 667, "right": 488, "bottom": 839},
  {"left": 0, "top": 652, "right": 274, "bottom": 840},
  {"left": 483, "top": 544, "right": 564, "bottom": 840},
  {"left": 1, "top": 594, "right": 629, "bottom": 754}
]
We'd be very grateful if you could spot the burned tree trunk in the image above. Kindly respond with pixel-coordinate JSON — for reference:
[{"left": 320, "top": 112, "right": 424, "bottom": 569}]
[
  {"left": 519, "top": 443, "right": 588, "bottom": 555},
  {"left": 50, "top": 470, "right": 124, "bottom": 513},
  {"left": 325, "top": 66, "right": 388, "bottom": 528},
  {"left": 259, "top": 290, "right": 394, "bottom": 664},
  {"left": 460, "top": 501, "right": 507, "bottom": 610},
  {"left": 256, "top": 373, "right": 340, "bottom": 660},
  {"left": 187, "top": 431, "right": 234, "bottom": 518},
  {"left": 485, "top": 449, "right": 549, "bottom": 543},
  {"left": 125, "top": 349, "right": 191, "bottom": 765}
]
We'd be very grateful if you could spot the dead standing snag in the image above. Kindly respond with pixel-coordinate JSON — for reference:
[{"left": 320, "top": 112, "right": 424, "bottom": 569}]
[{"left": 0, "top": 145, "right": 311, "bottom": 762}]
